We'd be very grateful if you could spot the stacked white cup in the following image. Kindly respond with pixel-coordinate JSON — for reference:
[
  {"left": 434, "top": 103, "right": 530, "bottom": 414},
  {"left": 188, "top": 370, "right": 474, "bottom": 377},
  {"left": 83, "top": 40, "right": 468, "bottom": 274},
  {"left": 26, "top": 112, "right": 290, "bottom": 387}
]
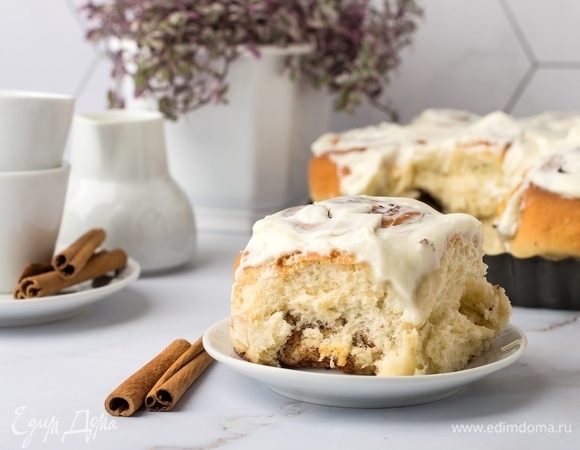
[{"left": 0, "top": 90, "right": 74, "bottom": 294}]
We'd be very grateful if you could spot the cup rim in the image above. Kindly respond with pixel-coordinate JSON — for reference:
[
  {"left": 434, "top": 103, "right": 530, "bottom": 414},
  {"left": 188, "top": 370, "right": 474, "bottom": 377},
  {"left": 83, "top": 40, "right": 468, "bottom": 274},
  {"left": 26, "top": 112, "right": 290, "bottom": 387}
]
[
  {"left": 0, "top": 162, "right": 70, "bottom": 178},
  {"left": 76, "top": 109, "right": 163, "bottom": 125},
  {"left": 0, "top": 90, "right": 74, "bottom": 101}
]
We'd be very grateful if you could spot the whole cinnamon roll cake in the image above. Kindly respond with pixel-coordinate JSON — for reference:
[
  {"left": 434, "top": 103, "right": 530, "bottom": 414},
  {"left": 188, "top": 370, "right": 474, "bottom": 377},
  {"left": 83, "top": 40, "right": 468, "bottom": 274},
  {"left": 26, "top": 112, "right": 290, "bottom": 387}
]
[
  {"left": 308, "top": 110, "right": 580, "bottom": 309},
  {"left": 230, "top": 196, "right": 511, "bottom": 376}
]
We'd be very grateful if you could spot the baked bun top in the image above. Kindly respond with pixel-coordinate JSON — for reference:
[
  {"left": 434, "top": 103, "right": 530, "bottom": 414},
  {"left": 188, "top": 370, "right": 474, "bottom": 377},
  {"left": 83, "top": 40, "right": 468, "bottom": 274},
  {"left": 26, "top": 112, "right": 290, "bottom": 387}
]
[
  {"left": 529, "top": 144, "right": 580, "bottom": 198},
  {"left": 495, "top": 145, "right": 580, "bottom": 257},
  {"left": 235, "top": 196, "right": 483, "bottom": 325}
]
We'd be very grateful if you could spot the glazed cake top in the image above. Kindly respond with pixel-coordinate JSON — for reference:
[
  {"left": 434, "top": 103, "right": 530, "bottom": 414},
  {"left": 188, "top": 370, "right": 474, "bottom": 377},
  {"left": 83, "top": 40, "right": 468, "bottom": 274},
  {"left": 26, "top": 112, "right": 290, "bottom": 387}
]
[
  {"left": 310, "top": 109, "right": 580, "bottom": 200},
  {"left": 235, "top": 196, "right": 483, "bottom": 325},
  {"left": 529, "top": 144, "right": 580, "bottom": 198},
  {"left": 311, "top": 109, "right": 580, "bottom": 157}
]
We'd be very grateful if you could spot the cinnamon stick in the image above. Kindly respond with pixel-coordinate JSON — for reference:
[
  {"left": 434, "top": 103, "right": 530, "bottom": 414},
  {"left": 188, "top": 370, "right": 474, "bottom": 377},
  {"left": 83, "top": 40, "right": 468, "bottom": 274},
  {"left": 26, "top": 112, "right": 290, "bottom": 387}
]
[
  {"left": 52, "top": 228, "right": 106, "bottom": 279},
  {"left": 105, "top": 339, "right": 192, "bottom": 417},
  {"left": 15, "top": 249, "right": 127, "bottom": 299},
  {"left": 17, "top": 262, "right": 53, "bottom": 280},
  {"left": 145, "top": 337, "right": 214, "bottom": 411},
  {"left": 13, "top": 263, "right": 54, "bottom": 299}
]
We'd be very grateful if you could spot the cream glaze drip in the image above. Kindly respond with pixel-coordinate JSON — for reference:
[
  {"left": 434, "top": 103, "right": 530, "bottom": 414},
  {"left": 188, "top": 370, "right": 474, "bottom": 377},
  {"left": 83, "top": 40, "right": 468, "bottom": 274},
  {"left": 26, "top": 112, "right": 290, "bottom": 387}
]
[
  {"left": 530, "top": 144, "right": 580, "bottom": 198},
  {"left": 495, "top": 145, "right": 580, "bottom": 243},
  {"left": 236, "top": 196, "right": 482, "bottom": 325}
]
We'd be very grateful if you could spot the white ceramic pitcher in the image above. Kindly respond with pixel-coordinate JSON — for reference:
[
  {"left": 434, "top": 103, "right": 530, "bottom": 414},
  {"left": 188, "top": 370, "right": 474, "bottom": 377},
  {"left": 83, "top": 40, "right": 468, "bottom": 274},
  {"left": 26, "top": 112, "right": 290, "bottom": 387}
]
[{"left": 58, "top": 110, "right": 196, "bottom": 273}]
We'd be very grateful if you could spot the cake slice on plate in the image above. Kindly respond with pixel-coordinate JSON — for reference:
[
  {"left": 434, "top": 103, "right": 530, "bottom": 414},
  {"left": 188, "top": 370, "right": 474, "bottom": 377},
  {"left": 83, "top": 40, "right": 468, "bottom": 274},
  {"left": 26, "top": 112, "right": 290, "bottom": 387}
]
[{"left": 230, "top": 196, "right": 511, "bottom": 376}]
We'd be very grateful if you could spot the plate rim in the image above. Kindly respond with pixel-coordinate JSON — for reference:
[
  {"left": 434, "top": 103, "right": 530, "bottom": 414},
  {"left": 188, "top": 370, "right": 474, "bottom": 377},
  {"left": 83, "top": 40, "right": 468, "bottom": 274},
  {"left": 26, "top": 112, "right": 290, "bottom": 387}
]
[
  {"left": 0, "top": 258, "right": 140, "bottom": 304},
  {"left": 0, "top": 258, "right": 141, "bottom": 326},
  {"left": 203, "top": 317, "right": 527, "bottom": 398}
]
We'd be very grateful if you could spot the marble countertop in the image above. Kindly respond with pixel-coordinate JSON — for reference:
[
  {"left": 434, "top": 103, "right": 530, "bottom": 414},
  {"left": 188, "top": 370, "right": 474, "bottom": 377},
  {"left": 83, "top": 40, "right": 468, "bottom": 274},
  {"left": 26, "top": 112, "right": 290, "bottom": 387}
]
[{"left": 1, "top": 231, "right": 578, "bottom": 450}]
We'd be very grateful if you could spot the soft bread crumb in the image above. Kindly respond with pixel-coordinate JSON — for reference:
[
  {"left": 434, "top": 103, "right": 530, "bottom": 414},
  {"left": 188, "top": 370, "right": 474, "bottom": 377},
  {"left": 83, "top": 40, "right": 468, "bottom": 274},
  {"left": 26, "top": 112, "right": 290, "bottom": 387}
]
[{"left": 231, "top": 237, "right": 511, "bottom": 376}]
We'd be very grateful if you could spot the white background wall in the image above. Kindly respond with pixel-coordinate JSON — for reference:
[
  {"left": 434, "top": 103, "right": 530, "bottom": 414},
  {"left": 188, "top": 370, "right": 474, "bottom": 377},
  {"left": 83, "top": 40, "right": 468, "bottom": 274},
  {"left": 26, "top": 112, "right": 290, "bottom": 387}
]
[{"left": 2, "top": 0, "right": 580, "bottom": 135}]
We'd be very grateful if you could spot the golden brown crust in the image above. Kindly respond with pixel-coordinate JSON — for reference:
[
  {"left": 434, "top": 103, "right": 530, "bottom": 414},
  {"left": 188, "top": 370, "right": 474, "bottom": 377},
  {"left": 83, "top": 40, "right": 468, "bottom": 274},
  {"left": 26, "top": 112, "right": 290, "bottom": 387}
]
[
  {"left": 238, "top": 249, "right": 359, "bottom": 276},
  {"left": 509, "top": 184, "right": 580, "bottom": 258},
  {"left": 308, "top": 154, "right": 341, "bottom": 201},
  {"left": 233, "top": 251, "right": 243, "bottom": 275}
]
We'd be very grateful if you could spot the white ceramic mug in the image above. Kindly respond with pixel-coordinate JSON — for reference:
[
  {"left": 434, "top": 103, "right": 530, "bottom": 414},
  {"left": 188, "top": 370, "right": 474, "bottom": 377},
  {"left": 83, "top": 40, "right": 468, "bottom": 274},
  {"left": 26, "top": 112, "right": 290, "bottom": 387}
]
[
  {"left": 0, "top": 90, "right": 75, "bottom": 171},
  {"left": 0, "top": 164, "right": 71, "bottom": 293}
]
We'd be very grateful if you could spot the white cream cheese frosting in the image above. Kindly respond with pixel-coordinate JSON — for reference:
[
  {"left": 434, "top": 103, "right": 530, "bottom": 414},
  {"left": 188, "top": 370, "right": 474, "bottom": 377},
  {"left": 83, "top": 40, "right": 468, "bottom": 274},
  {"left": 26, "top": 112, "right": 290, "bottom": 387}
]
[
  {"left": 530, "top": 144, "right": 580, "bottom": 198},
  {"left": 235, "top": 196, "right": 482, "bottom": 325},
  {"left": 311, "top": 109, "right": 580, "bottom": 256},
  {"left": 495, "top": 145, "right": 580, "bottom": 243},
  {"left": 311, "top": 109, "right": 580, "bottom": 201}
]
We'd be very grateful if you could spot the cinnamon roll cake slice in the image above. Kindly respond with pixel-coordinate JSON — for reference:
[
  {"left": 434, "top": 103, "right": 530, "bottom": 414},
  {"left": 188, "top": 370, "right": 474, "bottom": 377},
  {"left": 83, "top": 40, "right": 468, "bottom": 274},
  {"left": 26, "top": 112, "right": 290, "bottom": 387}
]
[{"left": 230, "top": 196, "right": 511, "bottom": 376}]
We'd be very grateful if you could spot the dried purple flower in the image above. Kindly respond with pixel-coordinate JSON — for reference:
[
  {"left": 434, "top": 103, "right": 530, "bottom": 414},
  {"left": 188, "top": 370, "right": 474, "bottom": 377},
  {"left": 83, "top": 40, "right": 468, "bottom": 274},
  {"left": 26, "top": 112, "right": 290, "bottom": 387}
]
[{"left": 81, "top": 0, "right": 423, "bottom": 120}]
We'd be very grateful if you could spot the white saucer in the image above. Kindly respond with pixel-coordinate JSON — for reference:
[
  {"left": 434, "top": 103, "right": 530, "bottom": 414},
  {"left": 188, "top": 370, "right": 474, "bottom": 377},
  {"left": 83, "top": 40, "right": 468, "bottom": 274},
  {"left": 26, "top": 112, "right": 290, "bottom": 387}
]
[
  {"left": 0, "top": 258, "right": 140, "bottom": 327},
  {"left": 203, "top": 318, "right": 527, "bottom": 408}
]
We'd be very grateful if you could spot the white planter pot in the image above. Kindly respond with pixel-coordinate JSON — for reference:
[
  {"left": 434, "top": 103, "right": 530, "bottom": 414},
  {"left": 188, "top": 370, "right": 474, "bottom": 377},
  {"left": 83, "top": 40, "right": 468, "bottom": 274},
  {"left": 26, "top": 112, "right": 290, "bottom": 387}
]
[{"left": 126, "top": 45, "right": 331, "bottom": 232}]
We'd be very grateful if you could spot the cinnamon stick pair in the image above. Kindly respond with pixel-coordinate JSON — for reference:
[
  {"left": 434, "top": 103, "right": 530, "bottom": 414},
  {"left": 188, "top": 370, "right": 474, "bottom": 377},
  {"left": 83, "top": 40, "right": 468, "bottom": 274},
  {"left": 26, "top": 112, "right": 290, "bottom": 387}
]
[
  {"left": 13, "top": 228, "right": 127, "bottom": 299},
  {"left": 105, "top": 337, "right": 214, "bottom": 416},
  {"left": 53, "top": 228, "right": 106, "bottom": 278}
]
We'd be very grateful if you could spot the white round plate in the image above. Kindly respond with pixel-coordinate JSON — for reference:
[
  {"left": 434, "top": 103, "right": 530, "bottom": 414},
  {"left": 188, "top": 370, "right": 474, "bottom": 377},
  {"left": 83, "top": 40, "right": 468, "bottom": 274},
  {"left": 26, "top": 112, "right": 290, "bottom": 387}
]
[
  {"left": 203, "top": 318, "right": 527, "bottom": 408},
  {"left": 0, "top": 258, "right": 140, "bottom": 327}
]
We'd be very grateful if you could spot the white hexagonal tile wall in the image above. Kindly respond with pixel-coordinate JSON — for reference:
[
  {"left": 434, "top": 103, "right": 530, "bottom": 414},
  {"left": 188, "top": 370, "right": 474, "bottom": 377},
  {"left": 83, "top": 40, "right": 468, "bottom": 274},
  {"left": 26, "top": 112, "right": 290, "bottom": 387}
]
[
  {"left": 505, "top": 0, "right": 580, "bottom": 62},
  {"left": 0, "top": 0, "right": 97, "bottom": 98},
  {"left": 333, "top": 0, "right": 530, "bottom": 129},
  {"left": 2, "top": 0, "right": 580, "bottom": 133},
  {"left": 500, "top": 0, "right": 580, "bottom": 115},
  {"left": 510, "top": 68, "right": 580, "bottom": 116}
]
